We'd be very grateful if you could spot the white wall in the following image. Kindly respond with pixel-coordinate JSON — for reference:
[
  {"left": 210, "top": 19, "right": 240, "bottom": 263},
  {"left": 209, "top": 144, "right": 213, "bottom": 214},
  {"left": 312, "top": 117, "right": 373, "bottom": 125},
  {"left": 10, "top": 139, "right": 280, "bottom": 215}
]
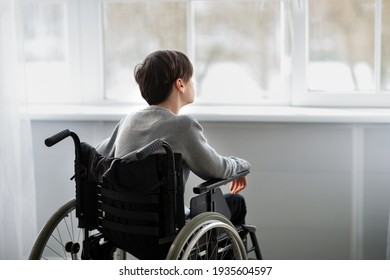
[{"left": 31, "top": 120, "right": 390, "bottom": 260}]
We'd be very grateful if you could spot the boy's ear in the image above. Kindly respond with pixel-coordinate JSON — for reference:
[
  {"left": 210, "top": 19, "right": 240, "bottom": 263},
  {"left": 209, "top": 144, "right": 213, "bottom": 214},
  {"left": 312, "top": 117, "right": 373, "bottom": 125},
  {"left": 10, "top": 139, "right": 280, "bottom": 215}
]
[{"left": 175, "top": 78, "right": 185, "bottom": 93}]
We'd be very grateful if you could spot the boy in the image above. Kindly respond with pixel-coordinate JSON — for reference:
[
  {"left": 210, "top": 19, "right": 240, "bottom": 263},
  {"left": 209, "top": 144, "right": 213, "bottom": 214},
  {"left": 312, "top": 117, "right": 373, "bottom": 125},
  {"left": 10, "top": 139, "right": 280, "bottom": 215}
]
[{"left": 96, "top": 50, "right": 250, "bottom": 224}]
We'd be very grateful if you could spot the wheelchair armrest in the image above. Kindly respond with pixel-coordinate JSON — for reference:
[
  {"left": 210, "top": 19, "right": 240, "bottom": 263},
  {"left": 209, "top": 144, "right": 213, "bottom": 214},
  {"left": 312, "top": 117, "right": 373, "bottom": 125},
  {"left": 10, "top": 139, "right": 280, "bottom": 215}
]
[{"left": 193, "top": 170, "right": 250, "bottom": 194}]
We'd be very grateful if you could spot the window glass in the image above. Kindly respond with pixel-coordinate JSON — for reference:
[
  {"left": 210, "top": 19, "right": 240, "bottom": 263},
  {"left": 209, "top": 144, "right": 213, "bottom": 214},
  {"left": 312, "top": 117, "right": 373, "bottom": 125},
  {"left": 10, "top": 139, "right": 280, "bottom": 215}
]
[
  {"left": 308, "top": 0, "right": 375, "bottom": 92},
  {"left": 102, "top": 2, "right": 187, "bottom": 102},
  {"left": 194, "top": 1, "right": 282, "bottom": 104},
  {"left": 102, "top": 1, "right": 282, "bottom": 104},
  {"left": 382, "top": 0, "right": 390, "bottom": 90},
  {"left": 21, "top": 1, "right": 69, "bottom": 103}
]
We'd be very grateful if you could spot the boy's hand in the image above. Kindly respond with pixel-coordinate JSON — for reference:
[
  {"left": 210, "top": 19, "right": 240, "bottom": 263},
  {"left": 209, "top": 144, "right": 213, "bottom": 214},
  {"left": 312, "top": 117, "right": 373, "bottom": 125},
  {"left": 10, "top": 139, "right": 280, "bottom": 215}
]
[{"left": 229, "top": 176, "right": 247, "bottom": 195}]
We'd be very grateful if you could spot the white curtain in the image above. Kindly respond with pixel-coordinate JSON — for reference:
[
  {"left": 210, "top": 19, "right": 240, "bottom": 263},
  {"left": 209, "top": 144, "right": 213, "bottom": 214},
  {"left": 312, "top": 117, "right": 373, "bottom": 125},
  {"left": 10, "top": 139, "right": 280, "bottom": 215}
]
[{"left": 0, "top": 0, "right": 37, "bottom": 259}]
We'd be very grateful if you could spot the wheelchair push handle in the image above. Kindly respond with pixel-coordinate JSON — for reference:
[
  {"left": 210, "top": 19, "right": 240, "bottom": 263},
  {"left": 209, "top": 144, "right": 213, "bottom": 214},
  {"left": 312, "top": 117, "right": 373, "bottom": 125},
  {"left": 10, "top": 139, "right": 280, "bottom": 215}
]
[
  {"left": 45, "top": 129, "right": 73, "bottom": 147},
  {"left": 44, "top": 129, "right": 81, "bottom": 160},
  {"left": 136, "top": 139, "right": 164, "bottom": 160}
]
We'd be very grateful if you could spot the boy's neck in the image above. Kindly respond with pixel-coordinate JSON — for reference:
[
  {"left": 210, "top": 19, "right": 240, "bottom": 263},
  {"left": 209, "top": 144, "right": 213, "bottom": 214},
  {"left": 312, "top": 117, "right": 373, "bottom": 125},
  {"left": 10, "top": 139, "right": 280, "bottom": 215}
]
[{"left": 157, "top": 100, "right": 181, "bottom": 115}]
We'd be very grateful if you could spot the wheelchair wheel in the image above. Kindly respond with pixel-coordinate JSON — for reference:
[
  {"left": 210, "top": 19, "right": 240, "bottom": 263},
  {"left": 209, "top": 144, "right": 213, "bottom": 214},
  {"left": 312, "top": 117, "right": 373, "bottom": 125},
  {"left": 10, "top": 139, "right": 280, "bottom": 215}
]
[
  {"left": 29, "top": 199, "right": 125, "bottom": 260},
  {"left": 166, "top": 212, "right": 247, "bottom": 260}
]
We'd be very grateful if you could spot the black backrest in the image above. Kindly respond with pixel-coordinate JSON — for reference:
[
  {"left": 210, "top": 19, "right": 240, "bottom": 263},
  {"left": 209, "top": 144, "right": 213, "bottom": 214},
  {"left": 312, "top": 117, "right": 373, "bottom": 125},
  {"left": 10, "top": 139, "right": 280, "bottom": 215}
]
[{"left": 77, "top": 142, "right": 184, "bottom": 259}]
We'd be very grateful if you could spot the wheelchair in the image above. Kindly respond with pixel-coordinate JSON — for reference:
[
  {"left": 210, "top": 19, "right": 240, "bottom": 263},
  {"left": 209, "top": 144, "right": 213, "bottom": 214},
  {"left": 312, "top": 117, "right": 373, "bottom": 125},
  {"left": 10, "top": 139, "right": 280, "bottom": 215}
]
[{"left": 29, "top": 129, "right": 262, "bottom": 260}]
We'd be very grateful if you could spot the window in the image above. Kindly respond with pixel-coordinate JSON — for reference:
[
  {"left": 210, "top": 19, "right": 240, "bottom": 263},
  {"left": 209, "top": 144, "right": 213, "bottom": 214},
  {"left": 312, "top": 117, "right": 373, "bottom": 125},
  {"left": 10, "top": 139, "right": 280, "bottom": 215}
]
[
  {"left": 102, "top": 0, "right": 285, "bottom": 105},
  {"left": 20, "top": 0, "right": 81, "bottom": 104},
  {"left": 19, "top": 0, "right": 390, "bottom": 108},
  {"left": 382, "top": 0, "right": 390, "bottom": 90},
  {"left": 102, "top": 2, "right": 187, "bottom": 103},
  {"left": 293, "top": 0, "right": 390, "bottom": 106},
  {"left": 21, "top": 0, "right": 69, "bottom": 103},
  {"left": 308, "top": 0, "right": 375, "bottom": 92},
  {"left": 193, "top": 1, "right": 284, "bottom": 104}
]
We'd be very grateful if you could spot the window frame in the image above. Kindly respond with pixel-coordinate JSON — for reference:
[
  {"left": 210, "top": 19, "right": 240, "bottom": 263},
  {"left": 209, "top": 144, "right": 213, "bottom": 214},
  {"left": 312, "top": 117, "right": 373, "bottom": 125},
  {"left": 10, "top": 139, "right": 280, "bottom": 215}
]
[
  {"left": 291, "top": 0, "right": 390, "bottom": 107},
  {"left": 19, "top": 0, "right": 390, "bottom": 109}
]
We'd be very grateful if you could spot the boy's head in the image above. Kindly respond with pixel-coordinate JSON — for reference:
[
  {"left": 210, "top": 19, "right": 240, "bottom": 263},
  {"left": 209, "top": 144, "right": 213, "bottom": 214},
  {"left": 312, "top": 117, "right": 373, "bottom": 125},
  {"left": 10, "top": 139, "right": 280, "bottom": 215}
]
[{"left": 134, "top": 50, "right": 193, "bottom": 105}]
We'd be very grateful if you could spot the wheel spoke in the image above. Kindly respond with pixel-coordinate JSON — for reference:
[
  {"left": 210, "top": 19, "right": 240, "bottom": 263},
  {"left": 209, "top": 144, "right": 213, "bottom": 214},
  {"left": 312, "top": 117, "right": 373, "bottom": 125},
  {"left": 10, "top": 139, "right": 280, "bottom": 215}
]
[
  {"left": 166, "top": 212, "right": 246, "bottom": 260},
  {"left": 64, "top": 215, "right": 73, "bottom": 242},
  {"left": 55, "top": 226, "right": 67, "bottom": 257},
  {"left": 44, "top": 244, "right": 67, "bottom": 260},
  {"left": 30, "top": 199, "right": 122, "bottom": 260}
]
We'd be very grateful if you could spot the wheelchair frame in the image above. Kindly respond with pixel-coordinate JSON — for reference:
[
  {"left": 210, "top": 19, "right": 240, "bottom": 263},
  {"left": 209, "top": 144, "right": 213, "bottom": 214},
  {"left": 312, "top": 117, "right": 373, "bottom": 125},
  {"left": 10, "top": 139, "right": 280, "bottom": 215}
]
[{"left": 29, "top": 129, "right": 262, "bottom": 260}]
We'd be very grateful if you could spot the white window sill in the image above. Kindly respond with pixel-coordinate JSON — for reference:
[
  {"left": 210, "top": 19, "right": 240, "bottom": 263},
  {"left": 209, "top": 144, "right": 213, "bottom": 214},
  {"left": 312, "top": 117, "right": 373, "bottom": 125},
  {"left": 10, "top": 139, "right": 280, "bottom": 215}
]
[{"left": 26, "top": 104, "right": 390, "bottom": 123}]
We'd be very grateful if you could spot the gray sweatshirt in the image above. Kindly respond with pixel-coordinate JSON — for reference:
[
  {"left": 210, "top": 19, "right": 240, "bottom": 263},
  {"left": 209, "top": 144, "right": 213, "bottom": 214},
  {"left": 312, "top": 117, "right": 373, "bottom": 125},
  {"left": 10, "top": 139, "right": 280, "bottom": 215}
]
[{"left": 96, "top": 105, "right": 250, "bottom": 184}]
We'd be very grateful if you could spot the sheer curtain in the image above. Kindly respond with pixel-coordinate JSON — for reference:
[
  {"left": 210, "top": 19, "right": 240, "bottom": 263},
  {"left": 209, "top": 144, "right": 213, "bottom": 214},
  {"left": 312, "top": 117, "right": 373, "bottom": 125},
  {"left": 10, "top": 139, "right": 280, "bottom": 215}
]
[{"left": 0, "top": 0, "right": 37, "bottom": 259}]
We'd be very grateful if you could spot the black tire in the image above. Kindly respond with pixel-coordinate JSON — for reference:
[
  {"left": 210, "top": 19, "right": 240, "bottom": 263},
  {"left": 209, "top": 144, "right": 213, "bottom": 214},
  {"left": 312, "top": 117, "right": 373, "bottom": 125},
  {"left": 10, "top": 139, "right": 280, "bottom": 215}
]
[{"left": 166, "top": 212, "right": 247, "bottom": 260}]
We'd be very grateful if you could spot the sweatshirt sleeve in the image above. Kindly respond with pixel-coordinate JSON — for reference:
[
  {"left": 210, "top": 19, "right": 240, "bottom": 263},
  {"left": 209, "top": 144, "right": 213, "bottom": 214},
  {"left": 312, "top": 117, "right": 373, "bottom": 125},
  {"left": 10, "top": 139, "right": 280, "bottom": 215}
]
[{"left": 177, "top": 115, "right": 251, "bottom": 180}]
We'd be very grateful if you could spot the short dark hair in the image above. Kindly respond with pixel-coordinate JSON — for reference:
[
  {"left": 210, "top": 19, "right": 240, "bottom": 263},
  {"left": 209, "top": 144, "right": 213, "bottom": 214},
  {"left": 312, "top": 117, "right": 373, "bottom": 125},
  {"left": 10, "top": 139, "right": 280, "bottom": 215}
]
[{"left": 134, "top": 50, "right": 193, "bottom": 105}]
